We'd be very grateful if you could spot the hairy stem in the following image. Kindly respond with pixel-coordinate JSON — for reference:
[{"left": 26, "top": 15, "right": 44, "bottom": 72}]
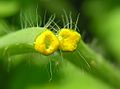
[
  {"left": 62, "top": 40, "right": 120, "bottom": 89},
  {"left": 0, "top": 27, "right": 120, "bottom": 88}
]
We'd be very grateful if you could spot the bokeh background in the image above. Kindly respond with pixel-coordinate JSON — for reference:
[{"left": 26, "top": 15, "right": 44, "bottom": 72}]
[{"left": 0, "top": 0, "right": 120, "bottom": 89}]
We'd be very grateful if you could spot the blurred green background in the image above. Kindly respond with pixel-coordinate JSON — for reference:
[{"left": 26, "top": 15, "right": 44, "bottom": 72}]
[{"left": 0, "top": 0, "right": 120, "bottom": 89}]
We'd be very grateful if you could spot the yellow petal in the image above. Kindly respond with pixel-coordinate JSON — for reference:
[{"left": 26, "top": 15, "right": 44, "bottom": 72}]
[
  {"left": 58, "top": 28, "right": 81, "bottom": 51},
  {"left": 34, "top": 30, "right": 59, "bottom": 55}
]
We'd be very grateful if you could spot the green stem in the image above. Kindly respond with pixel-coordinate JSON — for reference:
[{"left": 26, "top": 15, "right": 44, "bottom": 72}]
[
  {"left": 0, "top": 27, "right": 120, "bottom": 88},
  {"left": 0, "top": 27, "right": 44, "bottom": 58},
  {"left": 62, "top": 40, "right": 120, "bottom": 89}
]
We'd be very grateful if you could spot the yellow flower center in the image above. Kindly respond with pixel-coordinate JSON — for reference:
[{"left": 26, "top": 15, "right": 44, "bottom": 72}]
[
  {"left": 34, "top": 30, "right": 59, "bottom": 55},
  {"left": 58, "top": 28, "right": 81, "bottom": 51}
]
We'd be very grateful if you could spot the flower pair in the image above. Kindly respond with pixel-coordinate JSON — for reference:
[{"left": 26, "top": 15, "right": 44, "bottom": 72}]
[{"left": 34, "top": 28, "right": 81, "bottom": 55}]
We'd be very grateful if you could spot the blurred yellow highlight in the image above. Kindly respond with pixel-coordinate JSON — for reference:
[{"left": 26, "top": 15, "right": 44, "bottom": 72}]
[
  {"left": 34, "top": 30, "right": 59, "bottom": 55},
  {"left": 58, "top": 28, "right": 81, "bottom": 51}
]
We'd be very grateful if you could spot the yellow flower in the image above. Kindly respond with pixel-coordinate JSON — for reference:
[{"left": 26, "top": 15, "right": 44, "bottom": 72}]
[
  {"left": 58, "top": 28, "right": 81, "bottom": 51},
  {"left": 34, "top": 30, "right": 59, "bottom": 55}
]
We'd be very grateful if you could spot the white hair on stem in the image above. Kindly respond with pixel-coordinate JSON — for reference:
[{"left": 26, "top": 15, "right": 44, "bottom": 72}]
[
  {"left": 49, "top": 25, "right": 57, "bottom": 32},
  {"left": 52, "top": 21, "right": 64, "bottom": 62},
  {"left": 44, "top": 14, "right": 55, "bottom": 28},
  {"left": 23, "top": 12, "right": 33, "bottom": 27},
  {"left": 77, "top": 50, "right": 91, "bottom": 71},
  {"left": 24, "top": 11, "right": 26, "bottom": 28},
  {"left": 48, "top": 57, "right": 53, "bottom": 82},
  {"left": 61, "top": 12, "right": 80, "bottom": 31},
  {"left": 61, "top": 15, "right": 65, "bottom": 28},
  {"left": 75, "top": 13, "right": 80, "bottom": 31},
  {"left": 53, "top": 21, "right": 60, "bottom": 30},
  {"left": 36, "top": 4, "right": 39, "bottom": 27},
  {"left": 71, "top": 51, "right": 85, "bottom": 71},
  {"left": 63, "top": 22, "right": 80, "bottom": 31},
  {"left": 20, "top": 9, "right": 23, "bottom": 29},
  {"left": 59, "top": 49, "right": 64, "bottom": 62},
  {"left": 38, "top": 15, "right": 42, "bottom": 27},
  {"left": 69, "top": 12, "right": 72, "bottom": 29},
  {"left": 49, "top": 20, "right": 61, "bottom": 33},
  {"left": 63, "top": 9, "right": 69, "bottom": 28},
  {"left": 43, "top": 10, "right": 47, "bottom": 26},
  {"left": 29, "top": 10, "right": 35, "bottom": 27},
  {"left": 3, "top": 47, "right": 11, "bottom": 72},
  {"left": 20, "top": 9, "right": 28, "bottom": 29},
  {"left": 20, "top": 8, "right": 40, "bottom": 28}
]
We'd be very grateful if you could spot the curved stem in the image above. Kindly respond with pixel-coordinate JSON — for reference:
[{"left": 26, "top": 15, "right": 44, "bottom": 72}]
[
  {"left": 0, "top": 27, "right": 45, "bottom": 58},
  {"left": 62, "top": 40, "right": 120, "bottom": 89}
]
